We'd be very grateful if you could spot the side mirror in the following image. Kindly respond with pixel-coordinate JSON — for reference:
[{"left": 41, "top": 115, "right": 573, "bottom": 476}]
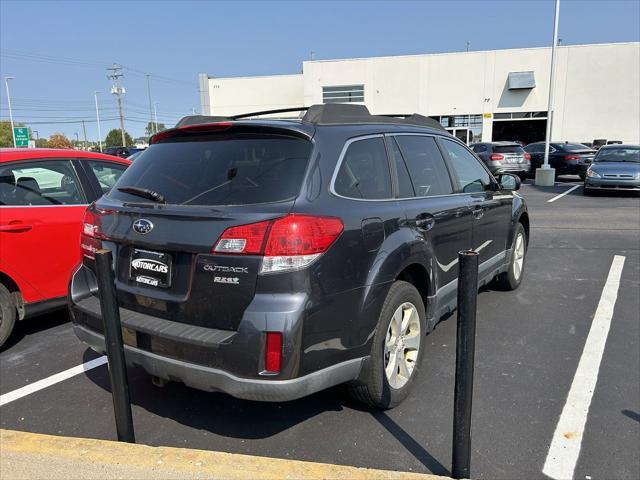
[{"left": 498, "top": 173, "right": 521, "bottom": 191}]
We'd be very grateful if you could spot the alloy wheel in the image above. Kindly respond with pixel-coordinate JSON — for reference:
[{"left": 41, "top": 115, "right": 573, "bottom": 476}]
[{"left": 384, "top": 302, "right": 421, "bottom": 389}]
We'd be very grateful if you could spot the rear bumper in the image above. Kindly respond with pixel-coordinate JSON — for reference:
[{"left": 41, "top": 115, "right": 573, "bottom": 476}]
[
  {"left": 488, "top": 163, "right": 530, "bottom": 175},
  {"left": 74, "top": 324, "right": 364, "bottom": 402}
]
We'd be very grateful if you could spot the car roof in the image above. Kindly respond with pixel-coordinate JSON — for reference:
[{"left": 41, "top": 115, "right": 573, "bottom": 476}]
[{"left": 0, "top": 148, "right": 130, "bottom": 165}]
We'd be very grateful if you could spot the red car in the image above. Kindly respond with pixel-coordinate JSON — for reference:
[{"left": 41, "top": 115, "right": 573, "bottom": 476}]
[{"left": 0, "top": 148, "right": 130, "bottom": 347}]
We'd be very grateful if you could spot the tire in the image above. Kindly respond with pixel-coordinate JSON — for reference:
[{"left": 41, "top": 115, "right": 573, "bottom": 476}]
[
  {"left": 579, "top": 173, "right": 586, "bottom": 181},
  {"left": 583, "top": 186, "right": 592, "bottom": 196},
  {"left": 0, "top": 284, "right": 17, "bottom": 349},
  {"left": 494, "top": 223, "right": 527, "bottom": 291},
  {"left": 349, "top": 281, "right": 426, "bottom": 409}
]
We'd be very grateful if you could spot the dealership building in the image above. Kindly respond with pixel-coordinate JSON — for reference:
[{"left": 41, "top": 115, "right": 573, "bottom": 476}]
[{"left": 198, "top": 42, "right": 639, "bottom": 145}]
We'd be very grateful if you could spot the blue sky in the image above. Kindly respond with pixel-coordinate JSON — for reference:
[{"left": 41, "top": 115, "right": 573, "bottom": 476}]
[{"left": 1, "top": 0, "right": 639, "bottom": 141}]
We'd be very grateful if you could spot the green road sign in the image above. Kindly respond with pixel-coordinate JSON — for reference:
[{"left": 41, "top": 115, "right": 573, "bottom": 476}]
[{"left": 13, "top": 127, "right": 29, "bottom": 147}]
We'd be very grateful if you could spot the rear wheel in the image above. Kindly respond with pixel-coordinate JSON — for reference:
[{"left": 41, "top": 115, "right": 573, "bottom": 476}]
[
  {"left": 494, "top": 223, "right": 527, "bottom": 291},
  {"left": 0, "top": 284, "right": 17, "bottom": 349},
  {"left": 349, "top": 281, "right": 426, "bottom": 409}
]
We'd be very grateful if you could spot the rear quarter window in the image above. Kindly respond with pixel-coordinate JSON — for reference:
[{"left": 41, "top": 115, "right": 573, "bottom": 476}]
[
  {"left": 333, "top": 137, "right": 392, "bottom": 200},
  {"left": 109, "top": 134, "right": 312, "bottom": 206}
]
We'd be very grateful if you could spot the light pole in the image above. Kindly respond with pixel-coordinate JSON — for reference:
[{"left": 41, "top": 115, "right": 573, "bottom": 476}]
[
  {"left": 146, "top": 74, "right": 154, "bottom": 135},
  {"left": 536, "top": 0, "right": 560, "bottom": 186},
  {"left": 153, "top": 101, "right": 159, "bottom": 133},
  {"left": 4, "top": 76, "right": 16, "bottom": 148},
  {"left": 94, "top": 91, "right": 103, "bottom": 152},
  {"left": 33, "top": 130, "right": 39, "bottom": 140},
  {"left": 74, "top": 132, "right": 79, "bottom": 149}
]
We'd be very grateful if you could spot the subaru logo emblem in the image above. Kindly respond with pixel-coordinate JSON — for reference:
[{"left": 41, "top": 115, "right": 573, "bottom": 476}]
[{"left": 133, "top": 219, "right": 153, "bottom": 234}]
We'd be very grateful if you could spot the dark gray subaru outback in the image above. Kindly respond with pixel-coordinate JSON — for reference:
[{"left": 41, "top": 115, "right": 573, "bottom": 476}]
[{"left": 70, "top": 104, "right": 529, "bottom": 408}]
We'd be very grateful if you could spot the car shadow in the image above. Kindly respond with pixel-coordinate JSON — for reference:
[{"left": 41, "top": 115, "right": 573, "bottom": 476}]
[
  {"left": 0, "top": 308, "right": 69, "bottom": 353},
  {"left": 82, "top": 346, "right": 450, "bottom": 475}
]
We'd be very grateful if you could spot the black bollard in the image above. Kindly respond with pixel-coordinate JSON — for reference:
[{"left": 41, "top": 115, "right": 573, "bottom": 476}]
[
  {"left": 94, "top": 248, "right": 135, "bottom": 443},
  {"left": 452, "top": 250, "right": 479, "bottom": 479}
]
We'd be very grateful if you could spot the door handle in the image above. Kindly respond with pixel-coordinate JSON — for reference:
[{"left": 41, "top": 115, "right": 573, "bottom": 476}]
[
  {"left": 472, "top": 208, "right": 484, "bottom": 220},
  {"left": 0, "top": 223, "right": 33, "bottom": 233},
  {"left": 415, "top": 215, "right": 435, "bottom": 231}
]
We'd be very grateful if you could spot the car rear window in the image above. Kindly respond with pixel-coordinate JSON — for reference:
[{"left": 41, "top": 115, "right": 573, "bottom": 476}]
[
  {"left": 109, "top": 134, "right": 312, "bottom": 206},
  {"left": 559, "top": 143, "right": 592, "bottom": 152},
  {"left": 493, "top": 145, "right": 524, "bottom": 154}
]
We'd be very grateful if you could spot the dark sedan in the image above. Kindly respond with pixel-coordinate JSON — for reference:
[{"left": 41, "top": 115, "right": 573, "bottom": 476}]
[
  {"left": 470, "top": 142, "right": 531, "bottom": 179},
  {"left": 584, "top": 144, "right": 640, "bottom": 195},
  {"left": 524, "top": 142, "right": 596, "bottom": 179}
]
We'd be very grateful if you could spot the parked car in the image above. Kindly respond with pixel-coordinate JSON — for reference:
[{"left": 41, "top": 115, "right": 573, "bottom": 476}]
[
  {"left": 584, "top": 144, "right": 640, "bottom": 195},
  {"left": 470, "top": 142, "right": 531, "bottom": 179},
  {"left": 524, "top": 142, "right": 596, "bottom": 179},
  {"left": 70, "top": 104, "right": 529, "bottom": 408},
  {"left": 104, "top": 146, "right": 131, "bottom": 158},
  {"left": 127, "top": 150, "right": 145, "bottom": 162},
  {"left": 0, "top": 148, "right": 130, "bottom": 347}
]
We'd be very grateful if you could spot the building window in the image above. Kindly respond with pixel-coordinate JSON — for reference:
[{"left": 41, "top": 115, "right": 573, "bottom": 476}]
[{"left": 322, "top": 85, "right": 365, "bottom": 103}]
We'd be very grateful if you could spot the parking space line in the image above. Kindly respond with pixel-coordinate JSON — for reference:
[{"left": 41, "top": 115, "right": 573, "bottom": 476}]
[
  {"left": 547, "top": 185, "right": 581, "bottom": 203},
  {"left": 542, "top": 255, "right": 626, "bottom": 480},
  {"left": 0, "top": 356, "right": 107, "bottom": 407}
]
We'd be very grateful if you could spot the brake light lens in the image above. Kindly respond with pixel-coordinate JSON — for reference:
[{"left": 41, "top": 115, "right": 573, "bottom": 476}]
[
  {"left": 213, "top": 214, "right": 344, "bottom": 273},
  {"left": 265, "top": 332, "right": 282, "bottom": 373},
  {"left": 564, "top": 154, "right": 580, "bottom": 161},
  {"left": 524, "top": 153, "right": 531, "bottom": 161},
  {"left": 80, "top": 208, "right": 104, "bottom": 260},
  {"left": 490, "top": 153, "right": 504, "bottom": 161}
]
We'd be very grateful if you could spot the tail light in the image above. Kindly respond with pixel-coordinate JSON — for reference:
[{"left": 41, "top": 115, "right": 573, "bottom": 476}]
[
  {"left": 490, "top": 153, "right": 504, "bottom": 161},
  {"left": 80, "top": 208, "right": 104, "bottom": 260},
  {"left": 213, "top": 214, "right": 344, "bottom": 273},
  {"left": 524, "top": 153, "right": 531, "bottom": 161},
  {"left": 264, "top": 332, "right": 283, "bottom": 373},
  {"left": 564, "top": 154, "right": 580, "bottom": 161}
]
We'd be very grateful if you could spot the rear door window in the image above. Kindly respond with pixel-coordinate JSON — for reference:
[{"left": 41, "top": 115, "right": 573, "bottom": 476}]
[
  {"left": 110, "top": 134, "right": 313, "bottom": 206},
  {"left": 87, "top": 161, "right": 128, "bottom": 194},
  {"left": 0, "top": 160, "right": 85, "bottom": 206},
  {"left": 334, "top": 137, "right": 392, "bottom": 199},
  {"left": 395, "top": 136, "right": 453, "bottom": 197}
]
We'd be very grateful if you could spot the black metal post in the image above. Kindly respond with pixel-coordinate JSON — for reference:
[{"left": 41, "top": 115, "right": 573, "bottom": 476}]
[
  {"left": 452, "top": 250, "right": 479, "bottom": 479},
  {"left": 94, "top": 248, "right": 135, "bottom": 443}
]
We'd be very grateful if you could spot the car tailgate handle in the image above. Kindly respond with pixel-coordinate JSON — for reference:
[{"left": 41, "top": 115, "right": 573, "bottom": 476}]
[{"left": 0, "top": 223, "right": 33, "bottom": 233}]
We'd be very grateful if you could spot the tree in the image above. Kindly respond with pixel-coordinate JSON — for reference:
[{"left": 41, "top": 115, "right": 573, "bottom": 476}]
[
  {"left": 0, "top": 120, "right": 26, "bottom": 147},
  {"left": 105, "top": 128, "right": 133, "bottom": 147},
  {"left": 47, "top": 133, "right": 73, "bottom": 149},
  {"left": 145, "top": 122, "right": 166, "bottom": 137},
  {"left": 35, "top": 138, "right": 48, "bottom": 148}
]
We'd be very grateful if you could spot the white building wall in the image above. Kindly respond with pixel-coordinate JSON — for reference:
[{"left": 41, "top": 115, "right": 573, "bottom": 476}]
[{"left": 201, "top": 42, "right": 640, "bottom": 143}]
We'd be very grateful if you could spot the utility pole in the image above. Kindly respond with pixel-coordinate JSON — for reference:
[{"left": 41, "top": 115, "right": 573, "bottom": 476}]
[
  {"left": 74, "top": 132, "right": 79, "bottom": 149},
  {"left": 153, "top": 101, "right": 159, "bottom": 133},
  {"left": 4, "top": 76, "right": 16, "bottom": 148},
  {"left": 145, "top": 74, "right": 154, "bottom": 135},
  {"left": 82, "top": 120, "right": 88, "bottom": 151},
  {"left": 107, "top": 64, "right": 127, "bottom": 147},
  {"left": 536, "top": 0, "right": 560, "bottom": 186},
  {"left": 94, "top": 91, "right": 103, "bottom": 152}
]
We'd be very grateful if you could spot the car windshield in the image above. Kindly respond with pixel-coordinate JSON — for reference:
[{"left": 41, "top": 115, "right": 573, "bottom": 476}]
[
  {"left": 109, "top": 133, "right": 313, "bottom": 206},
  {"left": 594, "top": 147, "right": 640, "bottom": 163}
]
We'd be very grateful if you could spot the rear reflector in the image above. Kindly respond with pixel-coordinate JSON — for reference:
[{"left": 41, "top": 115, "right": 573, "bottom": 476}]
[
  {"left": 490, "top": 153, "right": 505, "bottom": 161},
  {"left": 213, "top": 214, "right": 344, "bottom": 273},
  {"left": 265, "top": 332, "right": 282, "bottom": 373}
]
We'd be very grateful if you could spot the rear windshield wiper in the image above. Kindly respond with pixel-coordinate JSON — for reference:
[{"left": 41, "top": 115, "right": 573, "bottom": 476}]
[{"left": 117, "top": 186, "right": 166, "bottom": 203}]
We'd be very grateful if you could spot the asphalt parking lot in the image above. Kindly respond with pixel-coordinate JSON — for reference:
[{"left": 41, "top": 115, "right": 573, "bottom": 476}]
[{"left": 1, "top": 178, "right": 639, "bottom": 480}]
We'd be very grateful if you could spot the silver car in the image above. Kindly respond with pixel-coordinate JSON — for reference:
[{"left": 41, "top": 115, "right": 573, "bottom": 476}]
[{"left": 584, "top": 144, "right": 640, "bottom": 194}]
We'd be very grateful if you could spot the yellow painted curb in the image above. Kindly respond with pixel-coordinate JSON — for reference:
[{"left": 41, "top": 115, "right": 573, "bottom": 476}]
[{"left": 1, "top": 429, "right": 448, "bottom": 480}]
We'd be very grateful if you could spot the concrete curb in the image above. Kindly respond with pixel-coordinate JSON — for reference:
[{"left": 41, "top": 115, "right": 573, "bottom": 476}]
[{"left": 0, "top": 429, "right": 450, "bottom": 480}]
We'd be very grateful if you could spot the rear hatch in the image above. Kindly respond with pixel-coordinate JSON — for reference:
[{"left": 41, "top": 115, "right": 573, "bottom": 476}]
[
  {"left": 494, "top": 144, "right": 527, "bottom": 164},
  {"left": 87, "top": 125, "right": 314, "bottom": 331}
]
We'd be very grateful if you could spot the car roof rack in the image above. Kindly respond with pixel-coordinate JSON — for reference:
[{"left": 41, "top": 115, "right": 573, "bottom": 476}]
[{"left": 175, "top": 104, "right": 446, "bottom": 130}]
